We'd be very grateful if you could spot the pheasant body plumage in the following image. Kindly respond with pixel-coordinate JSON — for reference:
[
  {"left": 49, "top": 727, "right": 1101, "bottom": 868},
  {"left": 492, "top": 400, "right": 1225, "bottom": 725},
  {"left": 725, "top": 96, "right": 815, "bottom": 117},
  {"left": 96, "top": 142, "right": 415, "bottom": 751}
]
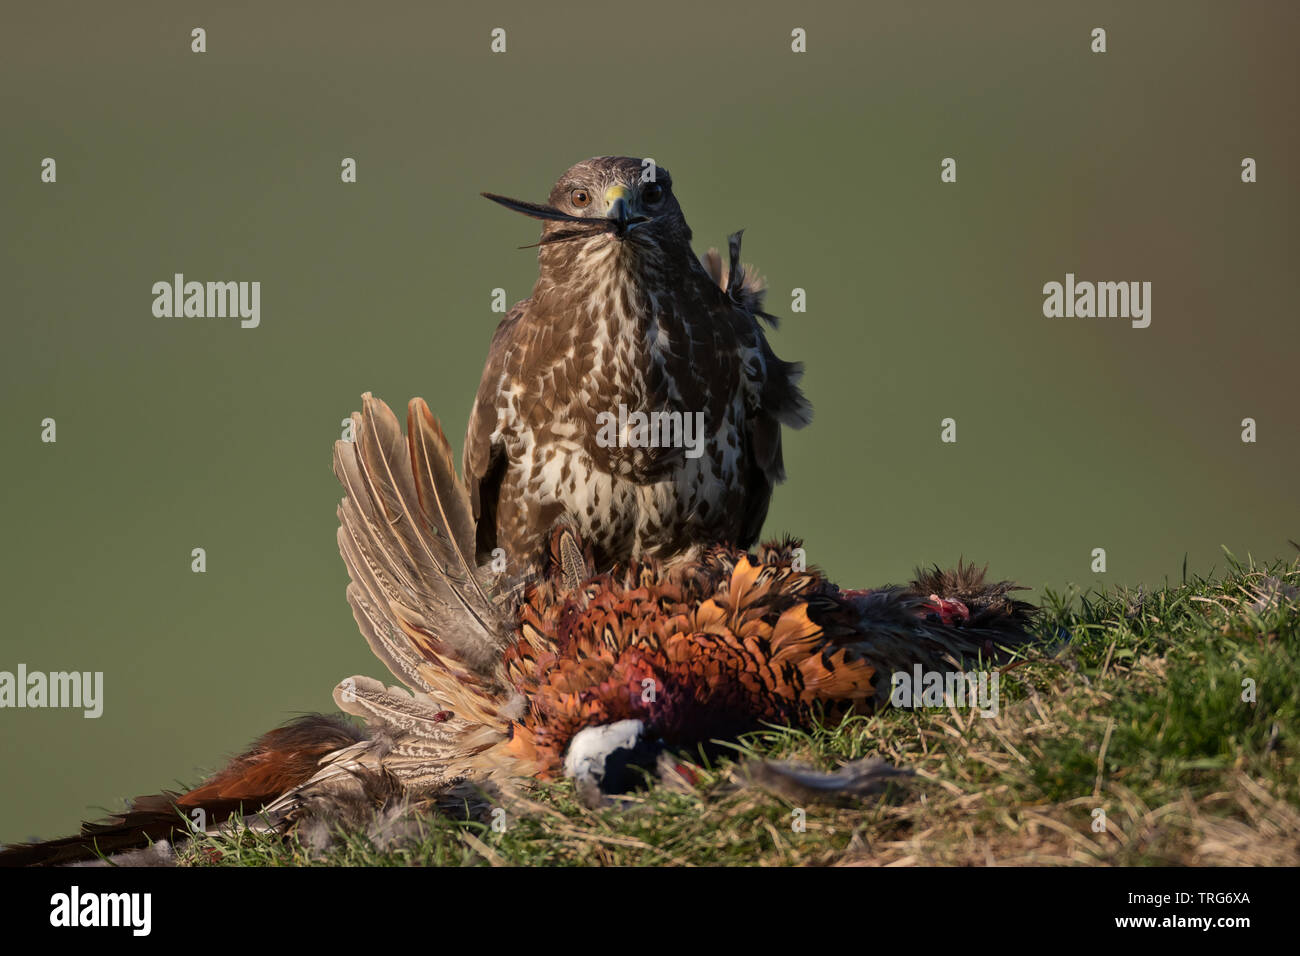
[
  {"left": 504, "top": 537, "right": 1031, "bottom": 777},
  {"left": 324, "top": 396, "right": 1031, "bottom": 788}
]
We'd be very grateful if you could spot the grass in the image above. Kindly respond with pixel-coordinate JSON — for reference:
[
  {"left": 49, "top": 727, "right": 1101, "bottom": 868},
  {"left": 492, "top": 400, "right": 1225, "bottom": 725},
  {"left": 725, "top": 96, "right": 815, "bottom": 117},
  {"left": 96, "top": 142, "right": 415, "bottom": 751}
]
[{"left": 176, "top": 553, "right": 1299, "bottom": 866}]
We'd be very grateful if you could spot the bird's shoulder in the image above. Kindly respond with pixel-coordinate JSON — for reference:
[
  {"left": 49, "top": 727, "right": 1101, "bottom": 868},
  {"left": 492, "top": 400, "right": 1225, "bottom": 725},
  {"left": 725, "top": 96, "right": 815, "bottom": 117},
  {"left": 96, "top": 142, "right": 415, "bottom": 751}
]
[
  {"left": 464, "top": 300, "right": 531, "bottom": 486},
  {"left": 463, "top": 294, "right": 596, "bottom": 477}
]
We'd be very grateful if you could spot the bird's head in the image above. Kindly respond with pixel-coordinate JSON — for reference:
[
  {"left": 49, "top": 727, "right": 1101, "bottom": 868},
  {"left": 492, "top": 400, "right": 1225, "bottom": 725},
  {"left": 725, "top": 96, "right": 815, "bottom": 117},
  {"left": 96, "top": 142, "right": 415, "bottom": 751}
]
[
  {"left": 546, "top": 156, "right": 685, "bottom": 242},
  {"left": 483, "top": 155, "right": 691, "bottom": 255},
  {"left": 562, "top": 719, "right": 663, "bottom": 801}
]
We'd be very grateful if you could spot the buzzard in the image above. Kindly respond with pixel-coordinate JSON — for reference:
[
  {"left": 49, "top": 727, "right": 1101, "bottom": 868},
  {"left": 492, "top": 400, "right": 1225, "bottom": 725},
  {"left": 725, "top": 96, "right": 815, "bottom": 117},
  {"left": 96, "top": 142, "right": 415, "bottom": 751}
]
[
  {"left": 469, "top": 156, "right": 811, "bottom": 573},
  {"left": 1, "top": 397, "right": 1034, "bottom": 865}
]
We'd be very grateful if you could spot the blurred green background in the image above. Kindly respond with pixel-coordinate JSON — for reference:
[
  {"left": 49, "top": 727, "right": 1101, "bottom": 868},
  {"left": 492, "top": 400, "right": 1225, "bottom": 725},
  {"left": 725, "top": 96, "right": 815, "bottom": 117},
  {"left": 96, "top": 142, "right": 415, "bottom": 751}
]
[{"left": 1, "top": 0, "right": 1296, "bottom": 843}]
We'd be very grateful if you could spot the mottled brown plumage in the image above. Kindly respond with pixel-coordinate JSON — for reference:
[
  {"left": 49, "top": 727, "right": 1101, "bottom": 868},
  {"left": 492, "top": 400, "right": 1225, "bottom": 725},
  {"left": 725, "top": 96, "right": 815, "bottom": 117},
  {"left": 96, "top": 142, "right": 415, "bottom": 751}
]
[{"left": 467, "top": 156, "right": 811, "bottom": 573}]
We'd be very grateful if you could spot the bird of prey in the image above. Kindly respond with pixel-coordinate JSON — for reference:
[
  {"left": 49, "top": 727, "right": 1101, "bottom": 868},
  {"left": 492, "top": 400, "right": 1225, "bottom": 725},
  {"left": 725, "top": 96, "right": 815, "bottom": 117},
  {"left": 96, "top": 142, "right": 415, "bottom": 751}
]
[
  {"left": 468, "top": 156, "right": 812, "bottom": 573},
  {"left": 0, "top": 396, "right": 1033, "bottom": 865}
]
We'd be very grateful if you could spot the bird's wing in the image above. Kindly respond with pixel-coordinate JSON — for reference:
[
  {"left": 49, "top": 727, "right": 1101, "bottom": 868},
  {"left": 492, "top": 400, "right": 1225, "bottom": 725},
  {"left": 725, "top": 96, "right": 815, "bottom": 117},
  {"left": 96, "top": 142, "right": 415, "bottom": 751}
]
[
  {"left": 739, "top": 345, "right": 811, "bottom": 547},
  {"left": 335, "top": 393, "right": 517, "bottom": 722},
  {"left": 704, "top": 232, "right": 812, "bottom": 546},
  {"left": 464, "top": 302, "right": 527, "bottom": 562}
]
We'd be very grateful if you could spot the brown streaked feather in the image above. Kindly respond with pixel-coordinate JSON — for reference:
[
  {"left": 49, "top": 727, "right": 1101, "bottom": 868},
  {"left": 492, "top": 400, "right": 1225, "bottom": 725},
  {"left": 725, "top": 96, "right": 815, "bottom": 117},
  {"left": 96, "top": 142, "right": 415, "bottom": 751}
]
[
  {"left": 335, "top": 393, "right": 509, "bottom": 682},
  {"left": 406, "top": 397, "right": 489, "bottom": 608}
]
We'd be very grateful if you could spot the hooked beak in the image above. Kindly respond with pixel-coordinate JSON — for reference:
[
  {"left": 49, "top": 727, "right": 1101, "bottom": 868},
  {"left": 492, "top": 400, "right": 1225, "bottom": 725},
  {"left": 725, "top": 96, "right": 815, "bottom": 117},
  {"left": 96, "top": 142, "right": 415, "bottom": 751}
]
[{"left": 603, "top": 185, "right": 650, "bottom": 238}]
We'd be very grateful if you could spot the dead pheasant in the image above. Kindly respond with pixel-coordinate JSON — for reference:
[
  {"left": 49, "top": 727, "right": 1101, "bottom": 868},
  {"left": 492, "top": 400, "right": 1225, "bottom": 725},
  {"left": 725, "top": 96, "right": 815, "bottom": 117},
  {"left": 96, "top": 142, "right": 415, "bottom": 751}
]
[{"left": 0, "top": 395, "right": 1035, "bottom": 865}]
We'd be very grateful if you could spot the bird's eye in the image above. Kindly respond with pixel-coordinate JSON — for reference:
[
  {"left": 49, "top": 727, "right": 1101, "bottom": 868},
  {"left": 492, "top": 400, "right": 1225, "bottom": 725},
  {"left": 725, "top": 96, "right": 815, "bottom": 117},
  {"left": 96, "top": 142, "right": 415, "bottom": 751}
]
[
  {"left": 642, "top": 183, "right": 664, "bottom": 204},
  {"left": 571, "top": 188, "right": 592, "bottom": 208}
]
